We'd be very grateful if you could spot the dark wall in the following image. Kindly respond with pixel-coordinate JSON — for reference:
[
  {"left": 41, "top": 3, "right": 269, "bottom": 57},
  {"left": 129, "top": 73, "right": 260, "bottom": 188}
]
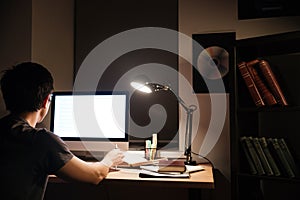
[
  {"left": 0, "top": 0, "right": 32, "bottom": 117},
  {"left": 74, "top": 0, "right": 179, "bottom": 149},
  {"left": 0, "top": 0, "right": 32, "bottom": 67}
]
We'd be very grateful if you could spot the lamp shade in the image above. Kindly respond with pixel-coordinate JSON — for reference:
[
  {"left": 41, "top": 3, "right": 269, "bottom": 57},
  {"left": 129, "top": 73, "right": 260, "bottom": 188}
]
[
  {"left": 131, "top": 82, "right": 170, "bottom": 93},
  {"left": 130, "top": 81, "right": 152, "bottom": 93}
]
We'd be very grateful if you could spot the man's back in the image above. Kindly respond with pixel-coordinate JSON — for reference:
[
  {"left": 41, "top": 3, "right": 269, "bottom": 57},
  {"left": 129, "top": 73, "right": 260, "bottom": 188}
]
[{"left": 0, "top": 114, "right": 73, "bottom": 200}]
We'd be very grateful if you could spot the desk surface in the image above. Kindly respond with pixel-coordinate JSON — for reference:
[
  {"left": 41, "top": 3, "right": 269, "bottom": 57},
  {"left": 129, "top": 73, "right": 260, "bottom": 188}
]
[{"left": 49, "top": 163, "right": 214, "bottom": 189}]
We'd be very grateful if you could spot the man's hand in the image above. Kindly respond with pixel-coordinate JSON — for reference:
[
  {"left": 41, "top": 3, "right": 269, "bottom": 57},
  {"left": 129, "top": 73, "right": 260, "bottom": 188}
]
[{"left": 100, "top": 148, "right": 124, "bottom": 168}]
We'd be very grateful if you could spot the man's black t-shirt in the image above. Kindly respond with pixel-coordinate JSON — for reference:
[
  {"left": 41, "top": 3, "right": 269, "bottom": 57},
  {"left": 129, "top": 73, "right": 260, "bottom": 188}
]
[{"left": 0, "top": 114, "right": 74, "bottom": 200}]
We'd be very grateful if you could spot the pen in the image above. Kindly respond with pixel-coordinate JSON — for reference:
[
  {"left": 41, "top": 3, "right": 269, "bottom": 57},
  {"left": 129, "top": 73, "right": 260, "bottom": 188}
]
[
  {"left": 114, "top": 144, "right": 118, "bottom": 170},
  {"left": 145, "top": 140, "right": 152, "bottom": 160},
  {"left": 152, "top": 133, "right": 157, "bottom": 148},
  {"left": 151, "top": 134, "right": 157, "bottom": 160}
]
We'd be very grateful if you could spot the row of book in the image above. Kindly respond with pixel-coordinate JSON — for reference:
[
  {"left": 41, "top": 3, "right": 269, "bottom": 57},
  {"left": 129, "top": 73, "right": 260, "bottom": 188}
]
[
  {"left": 237, "top": 59, "right": 288, "bottom": 107},
  {"left": 240, "top": 136, "right": 299, "bottom": 178}
]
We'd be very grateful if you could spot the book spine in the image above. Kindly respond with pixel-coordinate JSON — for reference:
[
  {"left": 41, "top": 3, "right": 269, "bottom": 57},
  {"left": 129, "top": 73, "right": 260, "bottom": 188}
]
[
  {"left": 157, "top": 160, "right": 186, "bottom": 172},
  {"left": 246, "top": 60, "right": 277, "bottom": 106},
  {"left": 258, "top": 60, "right": 288, "bottom": 106},
  {"left": 238, "top": 61, "right": 265, "bottom": 107},
  {"left": 243, "top": 136, "right": 265, "bottom": 175},
  {"left": 267, "top": 138, "right": 295, "bottom": 178},
  {"left": 252, "top": 137, "right": 274, "bottom": 176},
  {"left": 240, "top": 136, "right": 258, "bottom": 175},
  {"left": 278, "top": 138, "right": 299, "bottom": 176},
  {"left": 259, "top": 137, "right": 281, "bottom": 176}
]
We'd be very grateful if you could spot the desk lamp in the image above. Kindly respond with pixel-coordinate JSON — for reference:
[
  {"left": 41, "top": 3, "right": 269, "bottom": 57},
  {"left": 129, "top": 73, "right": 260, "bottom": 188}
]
[{"left": 130, "top": 81, "right": 197, "bottom": 165}]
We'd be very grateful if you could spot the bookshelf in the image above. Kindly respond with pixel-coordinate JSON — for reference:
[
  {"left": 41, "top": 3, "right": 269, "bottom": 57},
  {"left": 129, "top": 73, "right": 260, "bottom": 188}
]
[{"left": 232, "top": 31, "right": 300, "bottom": 200}]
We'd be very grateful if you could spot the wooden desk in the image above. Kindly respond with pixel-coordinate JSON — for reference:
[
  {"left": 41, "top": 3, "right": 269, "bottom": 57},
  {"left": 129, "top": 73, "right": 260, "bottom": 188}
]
[
  {"left": 46, "top": 164, "right": 214, "bottom": 200},
  {"left": 104, "top": 163, "right": 214, "bottom": 189}
]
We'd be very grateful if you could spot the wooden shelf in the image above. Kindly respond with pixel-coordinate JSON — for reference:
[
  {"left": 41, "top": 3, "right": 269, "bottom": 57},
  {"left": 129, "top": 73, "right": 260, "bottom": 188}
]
[{"left": 232, "top": 31, "right": 300, "bottom": 200}]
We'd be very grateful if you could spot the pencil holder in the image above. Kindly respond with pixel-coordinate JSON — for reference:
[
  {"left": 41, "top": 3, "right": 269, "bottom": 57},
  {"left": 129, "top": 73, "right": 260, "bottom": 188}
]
[{"left": 145, "top": 148, "right": 157, "bottom": 160}]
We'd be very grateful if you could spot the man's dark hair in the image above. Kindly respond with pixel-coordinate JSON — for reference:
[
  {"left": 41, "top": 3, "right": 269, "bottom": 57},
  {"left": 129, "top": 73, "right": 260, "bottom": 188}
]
[{"left": 0, "top": 62, "right": 54, "bottom": 113}]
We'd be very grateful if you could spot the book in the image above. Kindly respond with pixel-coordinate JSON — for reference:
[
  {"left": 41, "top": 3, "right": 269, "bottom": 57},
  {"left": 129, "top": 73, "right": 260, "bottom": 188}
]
[
  {"left": 252, "top": 137, "right": 274, "bottom": 176},
  {"left": 240, "top": 136, "right": 265, "bottom": 175},
  {"left": 258, "top": 59, "right": 288, "bottom": 106},
  {"left": 246, "top": 59, "right": 277, "bottom": 106},
  {"left": 140, "top": 160, "right": 186, "bottom": 173},
  {"left": 238, "top": 61, "right": 265, "bottom": 107},
  {"left": 258, "top": 137, "right": 281, "bottom": 176},
  {"left": 278, "top": 138, "right": 299, "bottom": 176},
  {"left": 120, "top": 151, "right": 168, "bottom": 167},
  {"left": 240, "top": 136, "right": 258, "bottom": 175},
  {"left": 267, "top": 138, "right": 295, "bottom": 178},
  {"left": 139, "top": 170, "right": 190, "bottom": 178}
]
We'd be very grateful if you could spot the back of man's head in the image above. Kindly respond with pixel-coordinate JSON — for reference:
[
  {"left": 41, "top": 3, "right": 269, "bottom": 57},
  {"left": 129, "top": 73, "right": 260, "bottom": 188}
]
[{"left": 0, "top": 62, "right": 54, "bottom": 114}]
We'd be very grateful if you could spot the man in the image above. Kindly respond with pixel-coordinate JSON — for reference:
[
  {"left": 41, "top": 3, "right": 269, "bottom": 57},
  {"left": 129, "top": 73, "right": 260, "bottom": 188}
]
[{"left": 0, "top": 62, "right": 124, "bottom": 200}]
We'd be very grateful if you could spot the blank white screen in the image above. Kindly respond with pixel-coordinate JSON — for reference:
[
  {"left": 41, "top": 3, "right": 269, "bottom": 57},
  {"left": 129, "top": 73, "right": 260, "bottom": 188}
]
[{"left": 52, "top": 93, "right": 127, "bottom": 140}]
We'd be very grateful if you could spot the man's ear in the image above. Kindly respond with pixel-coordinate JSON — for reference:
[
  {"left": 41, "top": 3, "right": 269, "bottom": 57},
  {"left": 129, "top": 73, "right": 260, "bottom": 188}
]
[{"left": 42, "top": 94, "right": 51, "bottom": 108}]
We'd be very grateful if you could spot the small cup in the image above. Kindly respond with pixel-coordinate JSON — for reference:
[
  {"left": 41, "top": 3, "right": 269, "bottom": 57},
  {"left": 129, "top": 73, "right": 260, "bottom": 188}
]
[{"left": 145, "top": 148, "right": 157, "bottom": 160}]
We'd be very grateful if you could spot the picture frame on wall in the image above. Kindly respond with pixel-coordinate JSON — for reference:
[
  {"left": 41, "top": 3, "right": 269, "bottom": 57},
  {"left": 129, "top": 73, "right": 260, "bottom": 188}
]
[
  {"left": 192, "top": 32, "right": 235, "bottom": 93},
  {"left": 238, "top": 0, "right": 299, "bottom": 20}
]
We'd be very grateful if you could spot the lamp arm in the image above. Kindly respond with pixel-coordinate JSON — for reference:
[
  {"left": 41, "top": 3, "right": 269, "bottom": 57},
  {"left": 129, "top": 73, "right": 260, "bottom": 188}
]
[
  {"left": 183, "top": 105, "right": 197, "bottom": 165},
  {"left": 167, "top": 87, "right": 197, "bottom": 165},
  {"left": 147, "top": 83, "right": 197, "bottom": 165},
  {"left": 167, "top": 87, "right": 193, "bottom": 111}
]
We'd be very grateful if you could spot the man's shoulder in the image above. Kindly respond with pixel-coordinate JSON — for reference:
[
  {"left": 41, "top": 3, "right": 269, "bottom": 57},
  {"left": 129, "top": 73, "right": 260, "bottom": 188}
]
[
  {"left": 35, "top": 128, "right": 61, "bottom": 141},
  {"left": 0, "top": 114, "right": 22, "bottom": 132}
]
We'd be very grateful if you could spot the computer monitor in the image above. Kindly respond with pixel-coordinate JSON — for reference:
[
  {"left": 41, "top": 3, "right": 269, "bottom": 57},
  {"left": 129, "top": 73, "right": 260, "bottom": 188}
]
[{"left": 50, "top": 91, "right": 129, "bottom": 157}]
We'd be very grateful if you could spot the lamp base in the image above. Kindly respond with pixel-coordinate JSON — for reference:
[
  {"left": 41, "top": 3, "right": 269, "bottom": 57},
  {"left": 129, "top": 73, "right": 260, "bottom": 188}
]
[
  {"left": 184, "top": 160, "right": 197, "bottom": 165},
  {"left": 184, "top": 151, "right": 197, "bottom": 165}
]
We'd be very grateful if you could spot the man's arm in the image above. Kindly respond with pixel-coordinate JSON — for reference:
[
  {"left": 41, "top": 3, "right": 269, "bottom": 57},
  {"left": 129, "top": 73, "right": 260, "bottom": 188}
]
[{"left": 55, "top": 149, "right": 124, "bottom": 185}]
